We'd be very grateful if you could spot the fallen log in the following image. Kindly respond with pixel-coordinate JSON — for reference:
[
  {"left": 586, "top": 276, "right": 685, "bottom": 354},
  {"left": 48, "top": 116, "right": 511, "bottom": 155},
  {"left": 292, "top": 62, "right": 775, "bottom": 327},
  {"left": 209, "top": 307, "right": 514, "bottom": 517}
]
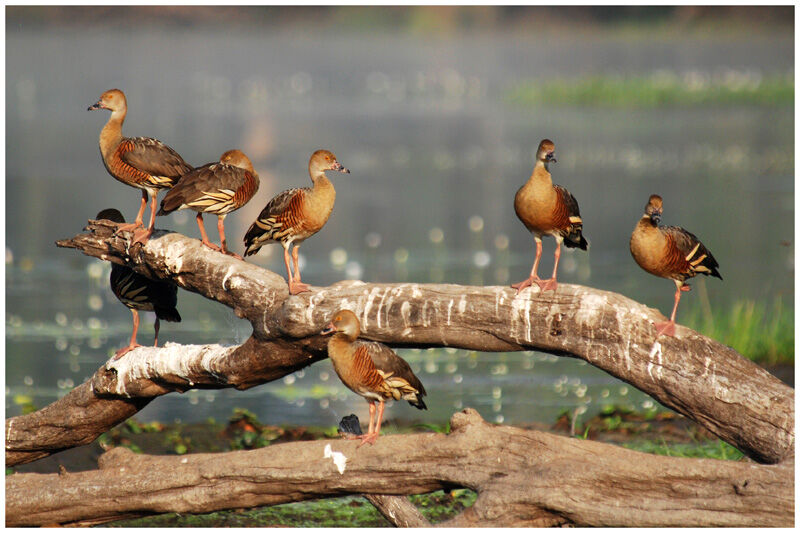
[{"left": 5, "top": 409, "right": 793, "bottom": 527}]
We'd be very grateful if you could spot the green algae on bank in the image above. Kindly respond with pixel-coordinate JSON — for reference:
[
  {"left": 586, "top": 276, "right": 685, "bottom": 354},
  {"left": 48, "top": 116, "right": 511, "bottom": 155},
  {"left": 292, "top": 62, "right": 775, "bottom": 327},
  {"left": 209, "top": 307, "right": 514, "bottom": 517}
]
[{"left": 507, "top": 72, "right": 793, "bottom": 108}]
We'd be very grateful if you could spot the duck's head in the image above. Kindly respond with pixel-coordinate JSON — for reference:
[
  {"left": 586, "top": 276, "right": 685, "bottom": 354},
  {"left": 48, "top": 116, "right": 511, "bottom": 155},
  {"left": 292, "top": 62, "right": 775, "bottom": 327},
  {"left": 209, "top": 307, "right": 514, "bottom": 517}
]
[
  {"left": 321, "top": 309, "right": 360, "bottom": 340},
  {"left": 309, "top": 149, "right": 350, "bottom": 176},
  {"left": 220, "top": 149, "right": 255, "bottom": 173},
  {"left": 95, "top": 208, "right": 125, "bottom": 224},
  {"left": 88, "top": 89, "right": 126, "bottom": 113},
  {"left": 536, "top": 139, "right": 557, "bottom": 164},
  {"left": 644, "top": 194, "right": 663, "bottom": 225}
]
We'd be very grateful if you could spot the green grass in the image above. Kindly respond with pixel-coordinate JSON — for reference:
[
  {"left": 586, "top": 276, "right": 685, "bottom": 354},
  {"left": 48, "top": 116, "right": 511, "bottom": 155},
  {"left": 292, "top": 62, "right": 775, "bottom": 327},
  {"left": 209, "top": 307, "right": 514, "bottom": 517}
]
[
  {"left": 683, "top": 294, "right": 794, "bottom": 365},
  {"left": 106, "top": 490, "right": 477, "bottom": 528},
  {"left": 507, "top": 72, "right": 793, "bottom": 108},
  {"left": 623, "top": 439, "right": 744, "bottom": 461}
]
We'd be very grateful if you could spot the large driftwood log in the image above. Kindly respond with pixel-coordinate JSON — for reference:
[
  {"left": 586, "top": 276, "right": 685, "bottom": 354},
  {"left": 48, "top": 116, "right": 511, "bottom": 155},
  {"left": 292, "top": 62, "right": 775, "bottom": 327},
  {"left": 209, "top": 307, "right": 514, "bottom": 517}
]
[
  {"left": 8, "top": 220, "right": 789, "bottom": 466},
  {"left": 5, "top": 409, "right": 793, "bottom": 527}
]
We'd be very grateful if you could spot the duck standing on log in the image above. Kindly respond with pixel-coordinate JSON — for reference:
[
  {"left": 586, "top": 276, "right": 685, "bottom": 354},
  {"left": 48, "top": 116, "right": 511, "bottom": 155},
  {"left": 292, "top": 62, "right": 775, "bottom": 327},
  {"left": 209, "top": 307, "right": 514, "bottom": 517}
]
[
  {"left": 95, "top": 209, "right": 182, "bottom": 360},
  {"left": 158, "top": 149, "right": 259, "bottom": 259},
  {"left": 322, "top": 310, "right": 427, "bottom": 447},
  {"left": 88, "top": 89, "right": 193, "bottom": 244},
  {"left": 629, "top": 194, "right": 722, "bottom": 337},
  {"left": 512, "top": 139, "right": 588, "bottom": 293},
  {"left": 243, "top": 149, "right": 349, "bottom": 294}
]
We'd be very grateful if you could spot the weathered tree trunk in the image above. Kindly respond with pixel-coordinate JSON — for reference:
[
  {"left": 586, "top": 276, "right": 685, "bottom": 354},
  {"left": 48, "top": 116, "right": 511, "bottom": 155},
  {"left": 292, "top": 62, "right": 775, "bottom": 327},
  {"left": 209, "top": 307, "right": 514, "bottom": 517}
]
[
  {"left": 5, "top": 409, "right": 793, "bottom": 527},
  {"left": 4, "top": 220, "right": 794, "bottom": 526},
  {"left": 10, "top": 221, "right": 789, "bottom": 462}
]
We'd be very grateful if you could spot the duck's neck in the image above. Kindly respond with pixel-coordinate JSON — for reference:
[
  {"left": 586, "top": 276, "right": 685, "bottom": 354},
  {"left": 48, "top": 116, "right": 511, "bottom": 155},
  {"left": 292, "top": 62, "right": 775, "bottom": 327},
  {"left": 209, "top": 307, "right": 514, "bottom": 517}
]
[
  {"left": 533, "top": 159, "right": 552, "bottom": 180},
  {"left": 525, "top": 159, "right": 553, "bottom": 194},
  {"left": 327, "top": 333, "right": 356, "bottom": 369},
  {"left": 636, "top": 215, "right": 660, "bottom": 235},
  {"left": 310, "top": 171, "right": 335, "bottom": 195},
  {"left": 99, "top": 110, "right": 125, "bottom": 161}
]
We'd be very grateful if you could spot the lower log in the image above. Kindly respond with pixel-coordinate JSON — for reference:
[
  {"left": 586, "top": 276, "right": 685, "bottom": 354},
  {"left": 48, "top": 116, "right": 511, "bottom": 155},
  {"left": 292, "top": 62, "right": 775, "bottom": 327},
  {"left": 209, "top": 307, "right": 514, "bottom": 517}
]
[{"left": 5, "top": 410, "right": 793, "bottom": 527}]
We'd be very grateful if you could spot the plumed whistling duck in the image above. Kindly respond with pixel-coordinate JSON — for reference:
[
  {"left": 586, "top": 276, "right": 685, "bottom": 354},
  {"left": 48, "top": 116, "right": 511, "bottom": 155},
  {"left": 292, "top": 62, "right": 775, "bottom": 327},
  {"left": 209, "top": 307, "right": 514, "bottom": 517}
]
[
  {"left": 321, "top": 309, "right": 427, "bottom": 447},
  {"left": 630, "top": 194, "right": 722, "bottom": 337},
  {"left": 89, "top": 89, "right": 193, "bottom": 244},
  {"left": 243, "top": 149, "right": 349, "bottom": 294},
  {"left": 157, "top": 149, "right": 259, "bottom": 259},
  {"left": 513, "top": 139, "right": 588, "bottom": 293},
  {"left": 96, "top": 209, "right": 182, "bottom": 360}
]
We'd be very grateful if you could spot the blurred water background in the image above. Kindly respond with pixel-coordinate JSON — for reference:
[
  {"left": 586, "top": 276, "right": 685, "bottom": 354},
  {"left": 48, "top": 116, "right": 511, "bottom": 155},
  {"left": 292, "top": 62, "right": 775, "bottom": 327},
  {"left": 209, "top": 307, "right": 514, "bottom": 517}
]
[{"left": 5, "top": 6, "right": 794, "bottom": 431}]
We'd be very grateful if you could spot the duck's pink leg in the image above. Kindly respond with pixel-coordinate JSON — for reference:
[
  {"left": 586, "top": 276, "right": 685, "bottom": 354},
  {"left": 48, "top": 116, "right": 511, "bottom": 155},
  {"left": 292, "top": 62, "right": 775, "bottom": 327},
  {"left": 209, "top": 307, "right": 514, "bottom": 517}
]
[
  {"left": 536, "top": 240, "right": 561, "bottom": 292},
  {"left": 358, "top": 401, "right": 384, "bottom": 447},
  {"left": 655, "top": 282, "right": 690, "bottom": 337},
  {"left": 289, "top": 245, "right": 310, "bottom": 294},
  {"left": 512, "top": 237, "right": 547, "bottom": 293},
  {"left": 113, "top": 309, "right": 143, "bottom": 360},
  {"left": 217, "top": 215, "right": 243, "bottom": 259},
  {"left": 132, "top": 191, "right": 159, "bottom": 244},
  {"left": 116, "top": 191, "right": 147, "bottom": 234},
  {"left": 195, "top": 213, "right": 221, "bottom": 252}
]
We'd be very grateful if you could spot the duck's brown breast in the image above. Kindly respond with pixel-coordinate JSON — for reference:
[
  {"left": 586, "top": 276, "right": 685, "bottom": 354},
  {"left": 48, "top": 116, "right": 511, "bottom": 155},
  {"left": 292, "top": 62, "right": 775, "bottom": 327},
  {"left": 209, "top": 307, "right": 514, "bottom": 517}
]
[
  {"left": 514, "top": 172, "right": 558, "bottom": 234},
  {"left": 630, "top": 220, "right": 676, "bottom": 279},
  {"left": 298, "top": 178, "right": 335, "bottom": 237}
]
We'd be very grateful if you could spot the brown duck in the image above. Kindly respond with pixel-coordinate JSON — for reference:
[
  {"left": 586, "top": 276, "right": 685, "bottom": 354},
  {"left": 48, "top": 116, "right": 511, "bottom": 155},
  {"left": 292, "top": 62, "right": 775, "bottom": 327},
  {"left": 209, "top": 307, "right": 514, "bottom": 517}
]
[
  {"left": 630, "top": 194, "right": 722, "bottom": 337},
  {"left": 321, "top": 309, "right": 427, "bottom": 447},
  {"left": 513, "top": 139, "right": 588, "bottom": 293},
  {"left": 158, "top": 149, "right": 259, "bottom": 259},
  {"left": 89, "top": 89, "right": 193, "bottom": 244},
  {"left": 96, "top": 209, "right": 181, "bottom": 360},
  {"left": 243, "top": 149, "right": 349, "bottom": 294}
]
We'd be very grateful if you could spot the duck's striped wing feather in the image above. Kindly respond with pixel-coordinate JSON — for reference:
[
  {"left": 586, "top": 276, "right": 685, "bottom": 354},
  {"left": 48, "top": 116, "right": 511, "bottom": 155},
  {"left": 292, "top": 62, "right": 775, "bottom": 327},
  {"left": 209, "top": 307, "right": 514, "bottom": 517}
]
[
  {"left": 243, "top": 187, "right": 307, "bottom": 254},
  {"left": 553, "top": 184, "right": 588, "bottom": 250},
  {"left": 119, "top": 137, "right": 192, "bottom": 185},
  {"left": 358, "top": 340, "right": 427, "bottom": 409},
  {"left": 161, "top": 162, "right": 258, "bottom": 215},
  {"left": 661, "top": 225, "right": 722, "bottom": 280}
]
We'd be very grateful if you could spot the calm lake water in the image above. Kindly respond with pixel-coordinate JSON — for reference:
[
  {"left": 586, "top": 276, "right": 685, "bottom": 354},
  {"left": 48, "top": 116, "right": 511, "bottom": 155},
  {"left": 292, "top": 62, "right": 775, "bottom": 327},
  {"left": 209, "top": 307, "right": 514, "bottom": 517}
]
[{"left": 5, "top": 15, "right": 794, "bottom": 430}]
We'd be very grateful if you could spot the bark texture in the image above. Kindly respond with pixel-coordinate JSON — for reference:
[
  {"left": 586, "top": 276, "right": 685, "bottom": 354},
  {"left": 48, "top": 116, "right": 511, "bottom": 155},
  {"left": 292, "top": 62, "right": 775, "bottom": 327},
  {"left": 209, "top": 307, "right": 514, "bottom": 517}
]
[
  {"left": 5, "top": 409, "right": 793, "bottom": 527},
  {"left": 4, "top": 382, "right": 151, "bottom": 466}
]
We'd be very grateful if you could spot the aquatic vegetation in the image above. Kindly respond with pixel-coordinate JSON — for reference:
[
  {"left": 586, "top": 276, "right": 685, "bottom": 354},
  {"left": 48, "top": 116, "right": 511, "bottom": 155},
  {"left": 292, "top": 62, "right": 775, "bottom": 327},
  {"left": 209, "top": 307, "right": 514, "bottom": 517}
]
[
  {"left": 623, "top": 439, "right": 744, "bottom": 461},
  {"left": 106, "top": 490, "right": 478, "bottom": 527},
  {"left": 507, "top": 71, "right": 793, "bottom": 108},
  {"left": 683, "top": 295, "right": 794, "bottom": 365}
]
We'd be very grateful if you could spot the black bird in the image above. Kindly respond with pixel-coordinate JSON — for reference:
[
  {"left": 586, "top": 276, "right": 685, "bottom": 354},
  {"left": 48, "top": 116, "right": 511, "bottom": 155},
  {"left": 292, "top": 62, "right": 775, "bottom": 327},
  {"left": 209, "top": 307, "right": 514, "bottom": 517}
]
[{"left": 96, "top": 208, "right": 181, "bottom": 359}]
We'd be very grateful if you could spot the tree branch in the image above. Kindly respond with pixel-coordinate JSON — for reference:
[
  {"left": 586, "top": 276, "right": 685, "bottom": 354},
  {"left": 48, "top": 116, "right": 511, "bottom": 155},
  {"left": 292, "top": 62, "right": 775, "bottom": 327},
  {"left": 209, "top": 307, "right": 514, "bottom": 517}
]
[
  {"left": 40, "top": 221, "right": 792, "bottom": 464},
  {"left": 364, "top": 495, "right": 432, "bottom": 527},
  {"left": 5, "top": 409, "right": 793, "bottom": 527}
]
